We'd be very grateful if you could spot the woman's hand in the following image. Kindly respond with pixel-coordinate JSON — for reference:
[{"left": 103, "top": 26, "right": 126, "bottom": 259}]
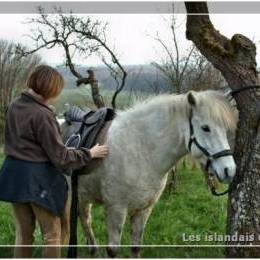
[{"left": 89, "top": 143, "right": 109, "bottom": 158}]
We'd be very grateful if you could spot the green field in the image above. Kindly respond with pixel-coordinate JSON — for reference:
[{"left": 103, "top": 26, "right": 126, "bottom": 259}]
[
  {"left": 0, "top": 89, "right": 229, "bottom": 257},
  {"left": 53, "top": 85, "right": 151, "bottom": 116},
  {"left": 0, "top": 151, "right": 229, "bottom": 258}
]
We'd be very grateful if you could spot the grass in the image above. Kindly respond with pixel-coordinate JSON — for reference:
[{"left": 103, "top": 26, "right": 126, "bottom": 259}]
[
  {"left": 0, "top": 89, "right": 229, "bottom": 257},
  {"left": 0, "top": 151, "right": 229, "bottom": 258},
  {"left": 52, "top": 85, "right": 152, "bottom": 116}
]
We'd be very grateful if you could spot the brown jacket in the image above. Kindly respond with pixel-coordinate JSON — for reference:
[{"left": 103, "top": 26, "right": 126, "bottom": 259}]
[{"left": 4, "top": 91, "right": 91, "bottom": 170}]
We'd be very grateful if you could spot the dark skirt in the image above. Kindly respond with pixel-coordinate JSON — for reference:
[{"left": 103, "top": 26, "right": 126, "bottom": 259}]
[{"left": 0, "top": 156, "right": 68, "bottom": 217}]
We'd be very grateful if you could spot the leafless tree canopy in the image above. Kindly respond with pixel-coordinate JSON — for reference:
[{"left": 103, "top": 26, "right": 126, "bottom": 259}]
[
  {"left": 186, "top": 51, "right": 226, "bottom": 91},
  {"left": 20, "top": 7, "right": 127, "bottom": 109},
  {"left": 0, "top": 39, "right": 41, "bottom": 143},
  {"left": 152, "top": 15, "right": 225, "bottom": 93}
]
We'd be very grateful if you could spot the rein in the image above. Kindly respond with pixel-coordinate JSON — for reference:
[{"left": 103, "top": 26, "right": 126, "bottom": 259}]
[
  {"left": 210, "top": 186, "right": 230, "bottom": 196},
  {"left": 206, "top": 173, "right": 231, "bottom": 196}
]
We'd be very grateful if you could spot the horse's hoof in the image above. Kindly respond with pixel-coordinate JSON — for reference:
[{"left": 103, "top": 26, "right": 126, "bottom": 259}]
[
  {"left": 107, "top": 247, "right": 117, "bottom": 258},
  {"left": 131, "top": 246, "right": 141, "bottom": 258},
  {"left": 89, "top": 246, "right": 98, "bottom": 257}
]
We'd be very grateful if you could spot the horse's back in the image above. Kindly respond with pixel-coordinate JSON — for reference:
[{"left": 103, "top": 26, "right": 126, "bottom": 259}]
[{"left": 68, "top": 116, "right": 167, "bottom": 211}]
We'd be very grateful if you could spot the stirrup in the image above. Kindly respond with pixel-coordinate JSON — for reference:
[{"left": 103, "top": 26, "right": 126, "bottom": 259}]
[{"left": 65, "top": 134, "right": 81, "bottom": 148}]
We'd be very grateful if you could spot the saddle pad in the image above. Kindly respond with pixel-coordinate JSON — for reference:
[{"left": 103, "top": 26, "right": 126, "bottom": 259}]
[{"left": 64, "top": 106, "right": 92, "bottom": 123}]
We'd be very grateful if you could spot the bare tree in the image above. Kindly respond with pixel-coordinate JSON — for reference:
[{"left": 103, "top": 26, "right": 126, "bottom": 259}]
[
  {"left": 151, "top": 15, "right": 196, "bottom": 93},
  {"left": 144, "top": 69, "right": 164, "bottom": 94},
  {"left": 152, "top": 15, "right": 226, "bottom": 94},
  {"left": 20, "top": 7, "right": 127, "bottom": 109},
  {"left": 186, "top": 52, "right": 226, "bottom": 91},
  {"left": 185, "top": 2, "right": 260, "bottom": 257},
  {"left": 0, "top": 39, "right": 41, "bottom": 143}
]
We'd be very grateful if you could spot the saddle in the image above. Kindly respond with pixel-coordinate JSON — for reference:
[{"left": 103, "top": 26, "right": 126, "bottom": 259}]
[
  {"left": 64, "top": 105, "right": 116, "bottom": 258},
  {"left": 64, "top": 106, "right": 115, "bottom": 149}
]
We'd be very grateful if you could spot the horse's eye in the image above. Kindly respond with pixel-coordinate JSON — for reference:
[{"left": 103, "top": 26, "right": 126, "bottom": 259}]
[{"left": 201, "top": 125, "right": 211, "bottom": 132}]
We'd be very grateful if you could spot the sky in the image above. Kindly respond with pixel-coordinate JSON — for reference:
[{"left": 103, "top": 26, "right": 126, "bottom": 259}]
[{"left": 0, "top": 12, "right": 260, "bottom": 66}]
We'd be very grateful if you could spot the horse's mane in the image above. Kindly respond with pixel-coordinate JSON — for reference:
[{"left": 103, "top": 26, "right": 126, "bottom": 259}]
[
  {"left": 194, "top": 90, "right": 238, "bottom": 132},
  {"left": 116, "top": 90, "right": 237, "bottom": 132}
]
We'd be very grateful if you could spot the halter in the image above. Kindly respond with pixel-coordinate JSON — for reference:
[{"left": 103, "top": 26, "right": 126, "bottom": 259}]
[
  {"left": 188, "top": 109, "right": 233, "bottom": 173},
  {"left": 186, "top": 84, "right": 259, "bottom": 196}
]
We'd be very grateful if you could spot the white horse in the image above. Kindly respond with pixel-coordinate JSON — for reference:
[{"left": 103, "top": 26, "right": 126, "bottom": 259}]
[{"left": 61, "top": 90, "right": 237, "bottom": 257}]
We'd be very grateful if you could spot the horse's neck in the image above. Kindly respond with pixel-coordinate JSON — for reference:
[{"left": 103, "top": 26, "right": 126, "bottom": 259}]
[
  {"left": 121, "top": 97, "right": 189, "bottom": 176},
  {"left": 148, "top": 111, "right": 188, "bottom": 175}
]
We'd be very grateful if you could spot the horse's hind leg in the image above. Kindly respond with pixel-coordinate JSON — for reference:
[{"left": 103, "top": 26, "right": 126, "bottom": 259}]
[
  {"left": 78, "top": 203, "right": 98, "bottom": 256},
  {"left": 130, "top": 206, "right": 153, "bottom": 258},
  {"left": 105, "top": 205, "right": 127, "bottom": 258}
]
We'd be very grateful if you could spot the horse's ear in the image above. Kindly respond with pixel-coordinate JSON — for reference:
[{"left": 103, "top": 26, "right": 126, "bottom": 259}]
[{"left": 187, "top": 92, "right": 196, "bottom": 107}]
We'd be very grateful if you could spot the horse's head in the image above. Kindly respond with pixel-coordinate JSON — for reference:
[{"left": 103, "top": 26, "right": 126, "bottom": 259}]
[{"left": 185, "top": 90, "right": 238, "bottom": 183}]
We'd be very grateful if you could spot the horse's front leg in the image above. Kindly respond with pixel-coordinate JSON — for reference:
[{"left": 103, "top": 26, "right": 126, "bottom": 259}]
[
  {"left": 105, "top": 205, "right": 127, "bottom": 258},
  {"left": 130, "top": 206, "right": 153, "bottom": 258},
  {"left": 78, "top": 201, "right": 98, "bottom": 257}
]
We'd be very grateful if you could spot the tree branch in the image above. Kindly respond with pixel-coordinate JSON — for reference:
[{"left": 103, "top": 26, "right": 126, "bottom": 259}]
[
  {"left": 185, "top": 1, "right": 258, "bottom": 97},
  {"left": 25, "top": 8, "right": 127, "bottom": 109}
]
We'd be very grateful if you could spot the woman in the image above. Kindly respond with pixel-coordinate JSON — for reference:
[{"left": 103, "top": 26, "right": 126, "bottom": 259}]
[{"left": 0, "top": 65, "right": 109, "bottom": 258}]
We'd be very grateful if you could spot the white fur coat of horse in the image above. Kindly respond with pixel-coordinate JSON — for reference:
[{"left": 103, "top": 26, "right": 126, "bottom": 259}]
[{"left": 61, "top": 90, "right": 237, "bottom": 257}]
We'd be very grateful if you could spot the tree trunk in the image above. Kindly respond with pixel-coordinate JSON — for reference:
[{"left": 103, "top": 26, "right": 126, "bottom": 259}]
[
  {"left": 89, "top": 79, "right": 105, "bottom": 108},
  {"left": 184, "top": 2, "right": 260, "bottom": 257},
  {"left": 76, "top": 69, "right": 105, "bottom": 108}
]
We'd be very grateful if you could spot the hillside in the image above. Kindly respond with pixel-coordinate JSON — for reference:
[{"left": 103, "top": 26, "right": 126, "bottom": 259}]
[{"left": 56, "top": 64, "right": 170, "bottom": 93}]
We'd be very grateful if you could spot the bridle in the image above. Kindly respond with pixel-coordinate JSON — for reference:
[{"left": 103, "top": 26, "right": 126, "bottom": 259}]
[
  {"left": 188, "top": 109, "right": 233, "bottom": 173},
  {"left": 188, "top": 109, "right": 233, "bottom": 196},
  {"left": 186, "top": 84, "right": 260, "bottom": 196}
]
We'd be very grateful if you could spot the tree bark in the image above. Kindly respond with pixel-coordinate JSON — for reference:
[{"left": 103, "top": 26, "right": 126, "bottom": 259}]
[
  {"left": 76, "top": 69, "right": 105, "bottom": 108},
  {"left": 184, "top": 2, "right": 260, "bottom": 257}
]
